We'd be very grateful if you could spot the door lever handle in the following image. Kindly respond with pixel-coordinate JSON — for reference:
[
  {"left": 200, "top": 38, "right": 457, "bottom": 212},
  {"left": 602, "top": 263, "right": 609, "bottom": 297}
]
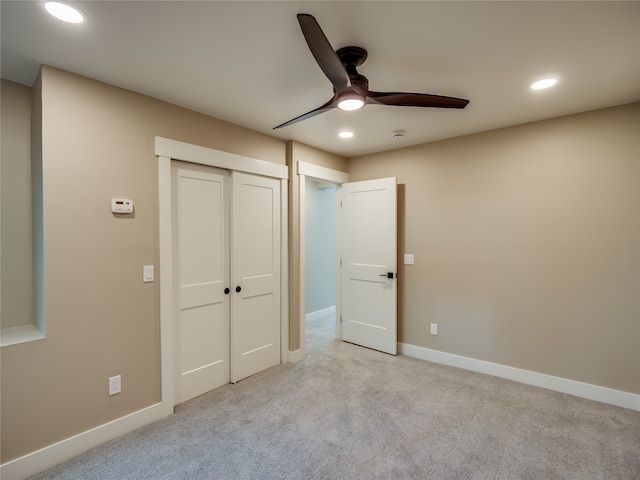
[{"left": 379, "top": 272, "right": 394, "bottom": 279}]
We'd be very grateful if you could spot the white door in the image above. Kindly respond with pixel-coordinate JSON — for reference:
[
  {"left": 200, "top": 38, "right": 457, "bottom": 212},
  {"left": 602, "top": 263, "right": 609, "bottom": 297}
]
[
  {"left": 231, "top": 172, "right": 281, "bottom": 382},
  {"left": 341, "top": 177, "right": 397, "bottom": 355},
  {"left": 173, "top": 164, "right": 230, "bottom": 404}
]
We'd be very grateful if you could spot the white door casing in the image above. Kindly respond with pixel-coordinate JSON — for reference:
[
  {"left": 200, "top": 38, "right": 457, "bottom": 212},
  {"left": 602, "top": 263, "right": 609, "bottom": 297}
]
[
  {"left": 156, "top": 137, "right": 288, "bottom": 414},
  {"left": 231, "top": 172, "right": 281, "bottom": 382},
  {"left": 341, "top": 177, "right": 398, "bottom": 355},
  {"left": 173, "top": 164, "right": 230, "bottom": 404}
]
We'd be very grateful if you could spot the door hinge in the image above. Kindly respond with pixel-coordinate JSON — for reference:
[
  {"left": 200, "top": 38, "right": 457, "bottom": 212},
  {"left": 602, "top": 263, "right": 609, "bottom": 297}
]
[
  {"left": 340, "top": 258, "right": 343, "bottom": 266},
  {"left": 340, "top": 201, "right": 343, "bottom": 208},
  {"left": 340, "top": 316, "right": 343, "bottom": 323}
]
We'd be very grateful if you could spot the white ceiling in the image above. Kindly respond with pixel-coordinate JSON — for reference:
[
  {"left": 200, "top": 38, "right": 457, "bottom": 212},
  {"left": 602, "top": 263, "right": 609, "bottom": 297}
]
[{"left": 2, "top": 1, "right": 639, "bottom": 157}]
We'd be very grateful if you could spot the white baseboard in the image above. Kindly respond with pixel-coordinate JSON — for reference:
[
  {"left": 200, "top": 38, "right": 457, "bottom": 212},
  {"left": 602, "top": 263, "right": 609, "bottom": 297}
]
[
  {"left": 0, "top": 402, "right": 166, "bottom": 480},
  {"left": 305, "top": 305, "right": 336, "bottom": 322},
  {"left": 288, "top": 348, "right": 305, "bottom": 363},
  {"left": 399, "top": 343, "right": 640, "bottom": 412}
]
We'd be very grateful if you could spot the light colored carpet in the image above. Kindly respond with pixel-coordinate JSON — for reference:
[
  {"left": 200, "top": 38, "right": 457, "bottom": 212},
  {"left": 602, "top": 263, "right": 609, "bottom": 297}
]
[{"left": 31, "top": 313, "right": 640, "bottom": 479}]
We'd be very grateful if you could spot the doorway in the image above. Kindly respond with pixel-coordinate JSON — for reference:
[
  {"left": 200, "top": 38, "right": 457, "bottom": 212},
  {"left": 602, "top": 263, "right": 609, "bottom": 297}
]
[
  {"left": 297, "top": 161, "right": 348, "bottom": 357},
  {"left": 304, "top": 178, "right": 337, "bottom": 347},
  {"left": 297, "top": 161, "right": 398, "bottom": 359}
]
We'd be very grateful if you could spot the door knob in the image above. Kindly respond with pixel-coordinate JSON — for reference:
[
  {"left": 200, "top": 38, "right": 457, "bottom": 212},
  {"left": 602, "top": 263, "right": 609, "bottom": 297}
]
[
  {"left": 224, "top": 288, "right": 230, "bottom": 295},
  {"left": 379, "top": 272, "right": 394, "bottom": 279},
  {"left": 235, "top": 286, "right": 242, "bottom": 293}
]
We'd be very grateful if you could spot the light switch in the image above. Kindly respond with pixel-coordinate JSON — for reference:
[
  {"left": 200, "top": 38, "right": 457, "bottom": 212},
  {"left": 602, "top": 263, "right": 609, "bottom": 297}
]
[
  {"left": 143, "top": 265, "right": 154, "bottom": 283},
  {"left": 404, "top": 254, "right": 415, "bottom": 265}
]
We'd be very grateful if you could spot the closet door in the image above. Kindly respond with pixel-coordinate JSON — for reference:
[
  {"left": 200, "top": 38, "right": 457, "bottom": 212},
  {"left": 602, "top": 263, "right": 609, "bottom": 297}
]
[
  {"left": 173, "top": 164, "right": 230, "bottom": 404},
  {"left": 231, "top": 172, "right": 281, "bottom": 382}
]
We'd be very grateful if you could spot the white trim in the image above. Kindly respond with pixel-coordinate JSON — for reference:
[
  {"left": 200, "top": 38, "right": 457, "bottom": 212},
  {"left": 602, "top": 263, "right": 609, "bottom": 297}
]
[
  {"left": 288, "top": 349, "right": 305, "bottom": 363},
  {"left": 0, "top": 403, "right": 164, "bottom": 480},
  {"left": 156, "top": 138, "right": 289, "bottom": 413},
  {"left": 298, "top": 161, "right": 348, "bottom": 184},
  {"left": 280, "top": 178, "right": 289, "bottom": 364},
  {"left": 155, "top": 137, "right": 288, "bottom": 180},
  {"left": 299, "top": 173, "right": 307, "bottom": 359},
  {"left": 399, "top": 343, "right": 640, "bottom": 412},
  {"left": 157, "top": 155, "right": 174, "bottom": 415},
  {"left": 305, "top": 306, "right": 336, "bottom": 322}
]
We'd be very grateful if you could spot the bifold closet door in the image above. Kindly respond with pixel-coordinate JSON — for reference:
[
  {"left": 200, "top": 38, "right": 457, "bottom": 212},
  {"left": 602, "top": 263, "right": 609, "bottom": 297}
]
[
  {"left": 173, "top": 164, "right": 230, "bottom": 404},
  {"left": 231, "top": 172, "right": 281, "bottom": 383}
]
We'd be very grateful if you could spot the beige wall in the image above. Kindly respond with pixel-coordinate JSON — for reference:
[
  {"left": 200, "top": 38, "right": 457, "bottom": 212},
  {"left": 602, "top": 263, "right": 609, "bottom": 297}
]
[
  {"left": 287, "top": 142, "right": 346, "bottom": 351},
  {"left": 2, "top": 63, "right": 637, "bottom": 466},
  {"left": 347, "top": 103, "right": 640, "bottom": 395},
  {"left": 1, "top": 80, "right": 33, "bottom": 329},
  {"left": 0, "top": 66, "right": 286, "bottom": 463}
]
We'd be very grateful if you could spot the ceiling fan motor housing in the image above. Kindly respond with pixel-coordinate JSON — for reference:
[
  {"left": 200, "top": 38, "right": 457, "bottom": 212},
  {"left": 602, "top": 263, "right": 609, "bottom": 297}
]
[
  {"left": 337, "top": 46, "right": 370, "bottom": 91},
  {"left": 337, "top": 46, "right": 368, "bottom": 67}
]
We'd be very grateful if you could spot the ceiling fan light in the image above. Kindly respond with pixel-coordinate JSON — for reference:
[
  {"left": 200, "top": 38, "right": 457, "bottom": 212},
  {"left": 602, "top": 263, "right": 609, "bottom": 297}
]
[
  {"left": 337, "top": 94, "right": 365, "bottom": 111},
  {"left": 45, "top": 1, "right": 84, "bottom": 23}
]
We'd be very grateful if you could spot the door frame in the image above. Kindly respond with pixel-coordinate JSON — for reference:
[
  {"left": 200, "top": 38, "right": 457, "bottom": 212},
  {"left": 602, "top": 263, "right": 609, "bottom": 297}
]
[
  {"left": 155, "top": 137, "right": 289, "bottom": 415},
  {"left": 297, "top": 160, "right": 348, "bottom": 360}
]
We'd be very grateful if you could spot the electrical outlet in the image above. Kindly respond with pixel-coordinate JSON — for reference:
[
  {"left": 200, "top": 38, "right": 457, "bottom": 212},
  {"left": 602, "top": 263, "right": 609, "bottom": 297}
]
[
  {"left": 430, "top": 323, "right": 438, "bottom": 336},
  {"left": 109, "top": 375, "right": 121, "bottom": 396}
]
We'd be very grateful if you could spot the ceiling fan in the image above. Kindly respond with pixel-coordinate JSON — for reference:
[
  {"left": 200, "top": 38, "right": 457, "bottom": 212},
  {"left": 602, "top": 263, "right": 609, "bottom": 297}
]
[{"left": 274, "top": 13, "right": 469, "bottom": 129}]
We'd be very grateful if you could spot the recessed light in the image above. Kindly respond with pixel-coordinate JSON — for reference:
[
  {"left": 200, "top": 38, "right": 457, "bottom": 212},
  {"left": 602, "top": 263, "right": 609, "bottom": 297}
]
[
  {"left": 531, "top": 78, "right": 557, "bottom": 90},
  {"left": 338, "top": 131, "right": 354, "bottom": 138},
  {"left": 45, "top": 1, "right": 84, "bottom": 24}
]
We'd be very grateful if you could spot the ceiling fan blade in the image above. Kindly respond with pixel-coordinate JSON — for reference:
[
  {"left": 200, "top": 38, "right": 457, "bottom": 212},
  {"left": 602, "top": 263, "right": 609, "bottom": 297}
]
[
  {"left": 365, "top": 90, "right": 469, "bottom": 109},
  {"left": 297, "top": 14, "right": 350, "bottom": 93},
  {"left": 273, "top": 97, "right": 337, "bottom": 129}
]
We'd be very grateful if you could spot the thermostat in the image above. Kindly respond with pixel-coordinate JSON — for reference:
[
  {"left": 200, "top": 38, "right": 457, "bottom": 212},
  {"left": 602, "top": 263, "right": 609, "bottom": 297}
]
[{"left": 111, "top": 198, "right": 134, "bottom": 214}]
